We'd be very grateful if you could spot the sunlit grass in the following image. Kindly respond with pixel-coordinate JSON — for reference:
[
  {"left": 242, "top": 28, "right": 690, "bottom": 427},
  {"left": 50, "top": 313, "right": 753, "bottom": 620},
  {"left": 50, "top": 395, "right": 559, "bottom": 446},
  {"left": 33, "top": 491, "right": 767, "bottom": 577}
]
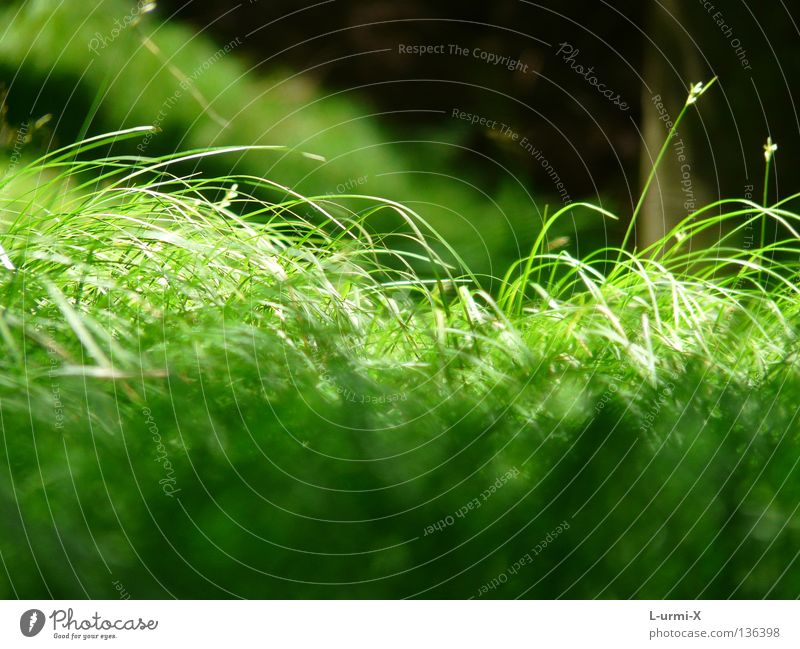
[{"left": 1, "top": 88, "right": 799, "bottom": 599}]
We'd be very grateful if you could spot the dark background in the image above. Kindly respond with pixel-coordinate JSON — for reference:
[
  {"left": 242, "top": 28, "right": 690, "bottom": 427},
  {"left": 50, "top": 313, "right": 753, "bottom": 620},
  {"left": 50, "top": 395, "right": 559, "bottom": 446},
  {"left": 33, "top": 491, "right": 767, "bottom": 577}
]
[
  {"left": 3, "top": 1, "right": 799, "bottom": 249},
  {"left": 160, "top": 0, "right": 800, "bottom": 230}
]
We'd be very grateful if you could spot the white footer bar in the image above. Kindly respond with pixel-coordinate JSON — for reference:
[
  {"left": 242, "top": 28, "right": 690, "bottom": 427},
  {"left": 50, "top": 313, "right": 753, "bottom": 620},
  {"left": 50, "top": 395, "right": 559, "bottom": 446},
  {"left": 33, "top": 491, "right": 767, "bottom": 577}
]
[{"left": 1, "top": 601, "right": 795, "bottom": 647}]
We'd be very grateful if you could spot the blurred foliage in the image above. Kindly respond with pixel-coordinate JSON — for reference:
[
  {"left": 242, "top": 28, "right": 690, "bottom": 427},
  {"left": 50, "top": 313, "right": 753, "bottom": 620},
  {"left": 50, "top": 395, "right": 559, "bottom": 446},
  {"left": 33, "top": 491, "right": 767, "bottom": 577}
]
[
  {"left": 0, "top": 139, "right": 799, "bottom": 598},
  {"left": 0, "top": 0, "right": 599, "bottom": 281}
]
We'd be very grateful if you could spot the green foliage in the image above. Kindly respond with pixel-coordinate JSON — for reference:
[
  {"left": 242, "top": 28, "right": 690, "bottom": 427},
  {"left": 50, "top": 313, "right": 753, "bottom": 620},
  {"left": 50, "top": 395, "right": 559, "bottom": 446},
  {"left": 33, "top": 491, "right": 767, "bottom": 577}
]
[
  {"left": 0, "top": 0, "right": 550, "bottom": 278},
  {"left": 1, "top": 122, "right": 799, "bottom": 597}
]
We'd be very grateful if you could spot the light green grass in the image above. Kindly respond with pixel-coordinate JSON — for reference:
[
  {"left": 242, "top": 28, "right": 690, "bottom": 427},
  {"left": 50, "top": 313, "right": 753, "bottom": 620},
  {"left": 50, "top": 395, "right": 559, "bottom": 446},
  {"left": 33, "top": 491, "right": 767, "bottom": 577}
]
[{"left": 1, "top": 90, "right": 799, "bottom": 599}]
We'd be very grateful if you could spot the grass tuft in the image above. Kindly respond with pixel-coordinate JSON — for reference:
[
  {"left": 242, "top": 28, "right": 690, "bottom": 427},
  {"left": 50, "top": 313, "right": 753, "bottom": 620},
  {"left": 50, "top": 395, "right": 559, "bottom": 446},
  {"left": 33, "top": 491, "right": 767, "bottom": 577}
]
[{"left": 1, "top": 94, "right": 800, "bottom": 597}]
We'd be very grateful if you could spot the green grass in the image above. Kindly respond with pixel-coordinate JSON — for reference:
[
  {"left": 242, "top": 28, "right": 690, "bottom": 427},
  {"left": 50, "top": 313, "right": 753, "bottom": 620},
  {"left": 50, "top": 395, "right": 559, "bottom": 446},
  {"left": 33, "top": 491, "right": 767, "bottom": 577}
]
[
  {"left": 1, "top": 92, "right": 800, "bottom": 598},
  {"left": 0, "top": 0, "right": 556, "bottom": 278}
]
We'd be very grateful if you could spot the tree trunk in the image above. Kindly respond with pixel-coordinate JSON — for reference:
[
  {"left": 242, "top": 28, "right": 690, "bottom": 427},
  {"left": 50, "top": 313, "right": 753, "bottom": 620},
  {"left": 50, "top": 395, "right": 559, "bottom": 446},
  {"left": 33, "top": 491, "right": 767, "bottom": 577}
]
[{"left": 639, "top": 0, "right": 714, "bottom": 252}]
